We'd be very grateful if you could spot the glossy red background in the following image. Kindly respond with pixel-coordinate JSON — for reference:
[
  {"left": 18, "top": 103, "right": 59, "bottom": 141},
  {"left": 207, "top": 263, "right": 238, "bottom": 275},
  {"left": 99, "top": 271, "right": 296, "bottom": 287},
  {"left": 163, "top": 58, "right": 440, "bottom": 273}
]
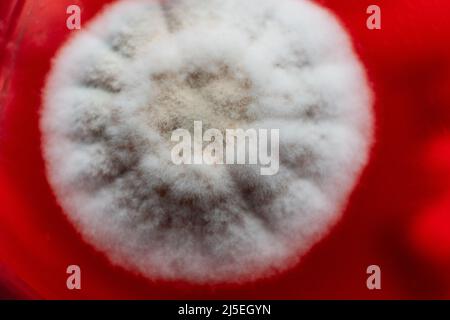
[{"left": 1, "top": 0, "right": 450, "bottom": 299}]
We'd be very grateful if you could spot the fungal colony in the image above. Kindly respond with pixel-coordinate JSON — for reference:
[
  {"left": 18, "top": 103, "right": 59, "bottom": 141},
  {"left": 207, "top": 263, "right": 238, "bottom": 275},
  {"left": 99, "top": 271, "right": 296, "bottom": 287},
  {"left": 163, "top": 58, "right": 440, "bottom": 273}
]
[{"left": 41, "top": 0, "right": 373, "bottom": 283}]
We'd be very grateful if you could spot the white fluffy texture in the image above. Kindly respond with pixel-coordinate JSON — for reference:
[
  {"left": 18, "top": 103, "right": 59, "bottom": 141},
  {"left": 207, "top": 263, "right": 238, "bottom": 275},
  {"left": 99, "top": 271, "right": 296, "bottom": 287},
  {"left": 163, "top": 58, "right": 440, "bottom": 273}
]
[{"left": 41, "top": 0, "right": 373, "bottom": 283}]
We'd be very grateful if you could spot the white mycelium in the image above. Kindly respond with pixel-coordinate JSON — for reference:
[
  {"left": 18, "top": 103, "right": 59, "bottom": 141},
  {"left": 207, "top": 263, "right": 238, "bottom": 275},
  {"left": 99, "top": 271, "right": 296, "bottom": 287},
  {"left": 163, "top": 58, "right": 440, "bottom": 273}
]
[{"left": 41, "top": 0, "right": 374, "bottom": 283}]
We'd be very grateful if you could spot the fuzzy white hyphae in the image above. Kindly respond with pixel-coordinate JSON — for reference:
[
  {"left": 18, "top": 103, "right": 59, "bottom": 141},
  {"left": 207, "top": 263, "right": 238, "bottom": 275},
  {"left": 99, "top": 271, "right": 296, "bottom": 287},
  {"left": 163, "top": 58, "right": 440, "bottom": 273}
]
[{"left": 41, "top": 0, "right": 373, "bottom": 283}]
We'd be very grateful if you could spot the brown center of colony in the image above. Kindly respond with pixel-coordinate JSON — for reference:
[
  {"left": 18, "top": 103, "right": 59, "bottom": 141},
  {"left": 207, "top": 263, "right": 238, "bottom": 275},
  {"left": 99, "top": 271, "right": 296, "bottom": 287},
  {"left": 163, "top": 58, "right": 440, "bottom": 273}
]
[{"left": 150, "top": 65, "right": 255, "bottom": 140}]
